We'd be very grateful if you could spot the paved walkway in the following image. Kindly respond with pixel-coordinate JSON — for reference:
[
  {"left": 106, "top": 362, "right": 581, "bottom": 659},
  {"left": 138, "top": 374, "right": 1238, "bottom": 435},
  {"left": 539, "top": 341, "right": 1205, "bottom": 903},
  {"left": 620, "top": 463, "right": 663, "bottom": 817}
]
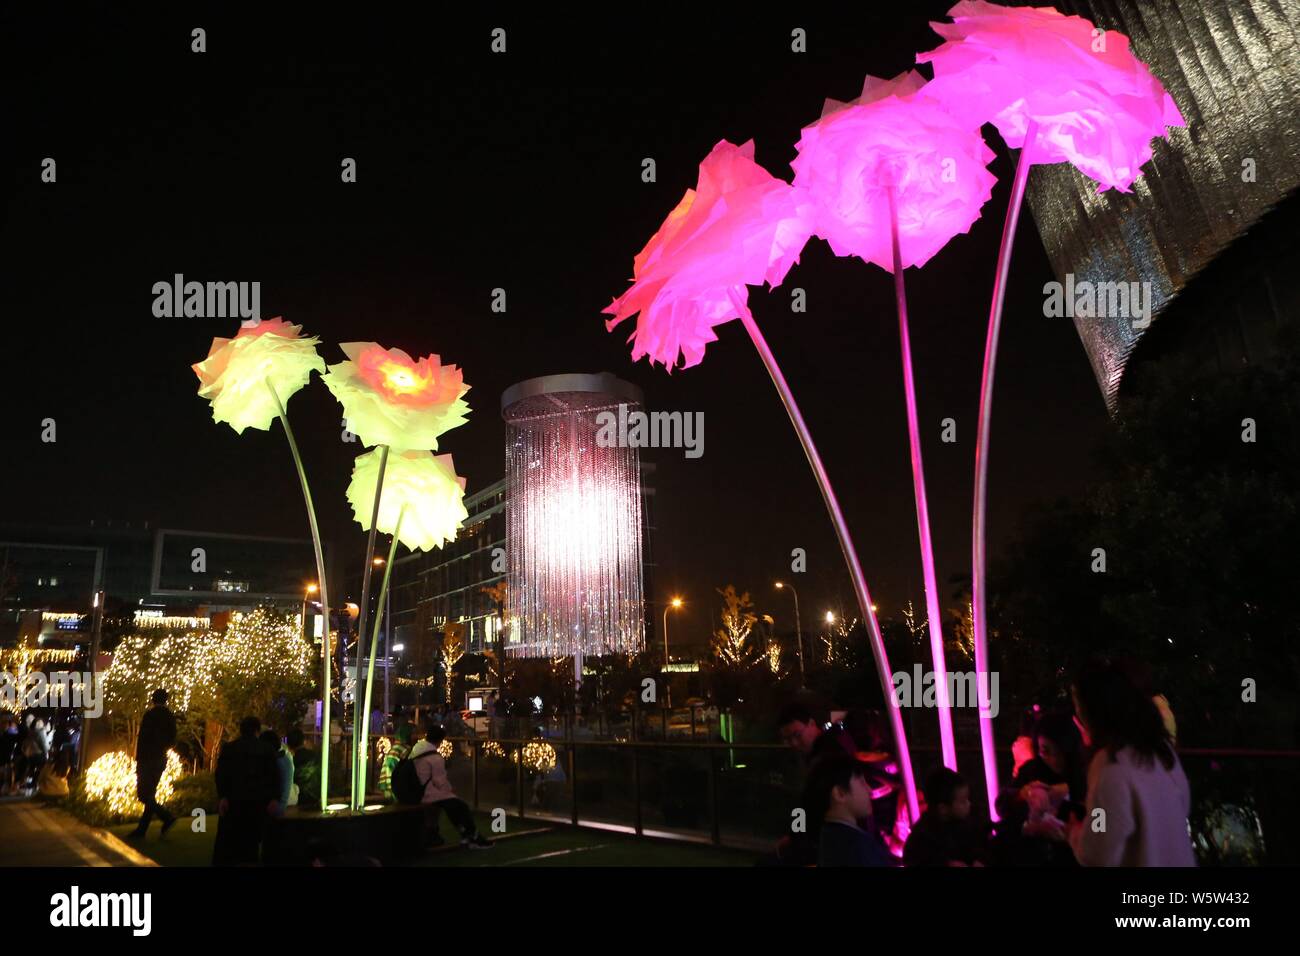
[{"left": 0, "top": 797, "right": 154, "bottom": 867}]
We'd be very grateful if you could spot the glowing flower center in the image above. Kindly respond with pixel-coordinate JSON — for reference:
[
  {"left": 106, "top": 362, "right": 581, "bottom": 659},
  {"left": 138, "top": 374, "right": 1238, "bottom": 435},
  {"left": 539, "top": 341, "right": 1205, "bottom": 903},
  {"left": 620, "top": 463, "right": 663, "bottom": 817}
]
[
  {"left": 381, "top": 362, "right": 425, "bottom": 394},
  {"left": 355, "top": 346, "right": 455, "bottom": 407}
]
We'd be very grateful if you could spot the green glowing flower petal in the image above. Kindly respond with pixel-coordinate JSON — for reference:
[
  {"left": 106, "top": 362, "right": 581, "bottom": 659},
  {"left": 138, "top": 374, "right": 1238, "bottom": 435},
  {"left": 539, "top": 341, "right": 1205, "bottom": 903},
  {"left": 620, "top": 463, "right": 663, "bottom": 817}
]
[
  {"left": 192, "top": 318, "right": 325, "bottom": 433},
  {"left": 346, "top": 448, "right": 468, "bottom": 552},
  {"left": 323, "top": 342, "right": 470, "bottom": 451}
]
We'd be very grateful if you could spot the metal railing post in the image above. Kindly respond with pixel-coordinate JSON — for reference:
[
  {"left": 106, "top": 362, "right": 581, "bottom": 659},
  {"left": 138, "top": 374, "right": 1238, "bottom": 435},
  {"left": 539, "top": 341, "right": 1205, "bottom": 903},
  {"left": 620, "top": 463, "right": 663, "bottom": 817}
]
[
  {"left": 569, "top": 744, "right": 578, "bottom": 827},
  {"left": 709, "top": 744, "right": 721, "bottom": 846},
  {"left": 472, "top": 740, "right": 479, "bottom": 811},
  {"left": 633, "top": 742, "right": 643, "bottom": 836},
  {"left": 517, "top": 742, "right": 526, "bottom": 820}
]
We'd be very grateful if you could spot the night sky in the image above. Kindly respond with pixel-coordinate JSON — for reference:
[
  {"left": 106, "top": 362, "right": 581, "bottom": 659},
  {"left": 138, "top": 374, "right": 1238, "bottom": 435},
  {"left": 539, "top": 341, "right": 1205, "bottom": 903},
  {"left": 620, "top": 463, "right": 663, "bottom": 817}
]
[{"left": 1, "top": 7, "right": 1109, "bottom": 642}]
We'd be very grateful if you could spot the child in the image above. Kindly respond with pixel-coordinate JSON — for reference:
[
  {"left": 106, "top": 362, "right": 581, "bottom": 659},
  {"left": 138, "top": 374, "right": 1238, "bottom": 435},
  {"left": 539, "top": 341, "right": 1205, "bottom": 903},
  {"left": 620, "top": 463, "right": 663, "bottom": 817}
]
[
  {"left": 904, "top": 767, "right": 988, "bottom": 867},
  {"left": 806, "top": 755, "right": 898, "bottom": 866}
]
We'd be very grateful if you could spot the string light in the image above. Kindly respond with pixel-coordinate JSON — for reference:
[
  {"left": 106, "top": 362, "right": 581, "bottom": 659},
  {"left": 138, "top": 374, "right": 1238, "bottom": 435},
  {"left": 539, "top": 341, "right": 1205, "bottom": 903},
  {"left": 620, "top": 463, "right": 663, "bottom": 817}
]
[
  {"left": 83, "top": 750, "right": 183, "bottom": 818},
  {"left": 512, "top": 741, "right": 557, "bottom": 773},
  {"left": 133, "top": 611, "right": 209, "bottom": 630},
  {"left": 104, "top": 630, "right": 215, "bottom": 714},
  {"left": 213, "top": 608, "right": 315, "bottom": 685},
  {"left": 103, "top": 608, "right": 314, "bottom": 719},
  {"left": 504, "top": 392, "right": 645, "bottom": 659},
  {"left": 0, "top": 647, "right": 83, "bottom": 714}
]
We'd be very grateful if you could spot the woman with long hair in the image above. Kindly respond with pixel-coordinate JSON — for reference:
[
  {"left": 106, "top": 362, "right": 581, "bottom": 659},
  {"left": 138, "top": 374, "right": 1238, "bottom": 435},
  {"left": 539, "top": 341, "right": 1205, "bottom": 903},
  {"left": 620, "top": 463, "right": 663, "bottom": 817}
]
[{"left": 1069, "top": 659, "right": 1196, "bottom": 866}]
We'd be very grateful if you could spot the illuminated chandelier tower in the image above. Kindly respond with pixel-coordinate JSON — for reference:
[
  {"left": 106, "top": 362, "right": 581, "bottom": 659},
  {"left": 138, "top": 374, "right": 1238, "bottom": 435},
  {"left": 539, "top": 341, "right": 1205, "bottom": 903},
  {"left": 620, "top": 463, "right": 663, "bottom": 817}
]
[{"left": 502, "top": 373, "right": 646, "bottom": 677}]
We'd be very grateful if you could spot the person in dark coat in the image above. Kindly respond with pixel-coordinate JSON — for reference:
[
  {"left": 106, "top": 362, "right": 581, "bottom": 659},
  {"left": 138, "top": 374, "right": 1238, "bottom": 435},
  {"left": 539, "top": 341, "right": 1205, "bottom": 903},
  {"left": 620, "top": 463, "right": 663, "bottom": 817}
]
[
  {"left": 904, "top": 767, "right": 990, "bottom": 867},
  {"left": 287, "top": 728, "right": 320, "bottom": 811},
  {"left": 213, "top": 715, "right": 280, "bottom": 865},
  {"left": 807, "top": 756, "right": 899, "bottom": 867},
  {"left": 129, "top": 689, "right": 177, "bottom": 839}
]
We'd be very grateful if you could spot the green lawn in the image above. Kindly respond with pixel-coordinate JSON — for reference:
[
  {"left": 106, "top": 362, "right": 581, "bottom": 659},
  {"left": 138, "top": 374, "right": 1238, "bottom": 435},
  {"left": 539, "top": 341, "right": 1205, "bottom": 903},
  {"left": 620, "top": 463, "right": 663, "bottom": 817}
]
[
  {"left": 415, "top": 827, "right": 757, "bottom": 867},
  {"left": 108, "top": 820, "right": 215, "bottom": 867},
  {"left": 110, "top": 811, "right": 758, "bottom": 867}
]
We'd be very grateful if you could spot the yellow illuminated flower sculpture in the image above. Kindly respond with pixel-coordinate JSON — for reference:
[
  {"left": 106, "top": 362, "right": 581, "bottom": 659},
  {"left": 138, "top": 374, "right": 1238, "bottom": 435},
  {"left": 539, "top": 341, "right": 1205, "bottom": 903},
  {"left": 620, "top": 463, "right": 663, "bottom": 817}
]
[
  {"left": 324, "top": 342, "right": 470, "bottom": 451},
  {"left": 348, "top": 445, "right": 468, "bottom": 805},
  {"left": 192, "top": 317, "right": 335, "bottom": 810},
  {"left": 192, "top": 318, "right": 325, "bottom": 433},
  {"left": 346, "top": 448, "right": 468, "bottom": 553}
]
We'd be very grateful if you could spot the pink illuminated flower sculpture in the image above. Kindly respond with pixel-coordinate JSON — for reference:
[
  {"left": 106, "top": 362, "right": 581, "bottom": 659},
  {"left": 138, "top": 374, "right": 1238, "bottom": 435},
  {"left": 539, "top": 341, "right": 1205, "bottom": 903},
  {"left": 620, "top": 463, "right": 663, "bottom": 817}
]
[
  {"left": 792, "top": 69, "right": 997, "bottom": 270},
  {"left": 792, "top": 70, "right": 997, "bottom": 773},
  {"left": 603, "top": 138, "right": 921, "bottom": 820},
  {"left": 193, "top": 317, "right": 334, "bottom": 809},
  {"left": 917, "top": 0, "right": 1185, "bottom": 816},
  {"left": 603, "top": 138, "right": 812, "bottom": 371},
  {"left": 323, "top": 342, "right": 470, "bottom": 452},
  {"left": 917, "top": 0, "right": 1185, "bottom": 194}
]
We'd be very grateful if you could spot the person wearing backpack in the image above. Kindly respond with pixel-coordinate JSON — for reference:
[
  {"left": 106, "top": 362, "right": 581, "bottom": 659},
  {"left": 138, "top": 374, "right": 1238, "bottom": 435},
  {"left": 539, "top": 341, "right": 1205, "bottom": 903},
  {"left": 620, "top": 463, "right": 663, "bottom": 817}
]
[{"left": 409, "top": 722, "right": 491, "bottom": 850}]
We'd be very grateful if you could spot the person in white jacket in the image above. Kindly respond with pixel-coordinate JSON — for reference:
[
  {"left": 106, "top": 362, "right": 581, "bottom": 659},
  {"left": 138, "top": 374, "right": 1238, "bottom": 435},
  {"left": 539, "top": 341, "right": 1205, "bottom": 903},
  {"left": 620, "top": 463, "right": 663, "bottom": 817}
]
[
  {"left": 1068, "top": 659, "right": 1197, "bottom": 867},
  {"left": 411, "top": 723, "right": 492, "bottom": 849}
]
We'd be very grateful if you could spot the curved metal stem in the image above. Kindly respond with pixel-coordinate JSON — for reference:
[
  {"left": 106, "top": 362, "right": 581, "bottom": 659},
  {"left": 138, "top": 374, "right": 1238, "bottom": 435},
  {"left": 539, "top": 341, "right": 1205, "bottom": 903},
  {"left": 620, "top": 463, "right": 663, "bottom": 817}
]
[
  {"left": 266, "top": 379, "right": 332, "bottom": 810},
  {"left": 352, "top": 444, "right": 389, "bottom": 808},
  {"left": 972, "top": 122, "right": 1037, "bottom": 820},
  {"left": 728, "top": 286, "right": 919, "bottom": 821},
  {"left": 888, "top": 187, "right": 957, "bottom": 771},
  {"left": 357, "top": 506, "right": 404, "bottom": 802}
]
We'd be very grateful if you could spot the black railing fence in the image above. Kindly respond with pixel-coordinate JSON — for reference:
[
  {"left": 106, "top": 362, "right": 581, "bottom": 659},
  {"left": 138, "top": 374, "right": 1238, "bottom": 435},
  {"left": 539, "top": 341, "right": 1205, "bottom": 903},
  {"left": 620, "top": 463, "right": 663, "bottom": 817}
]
[{"left": 304, "top": 723, "right": 1297, "bottom": 861}]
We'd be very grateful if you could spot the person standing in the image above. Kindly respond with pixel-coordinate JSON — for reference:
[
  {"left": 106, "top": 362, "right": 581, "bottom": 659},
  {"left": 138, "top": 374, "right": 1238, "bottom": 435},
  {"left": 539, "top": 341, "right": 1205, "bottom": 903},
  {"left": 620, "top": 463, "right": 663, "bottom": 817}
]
[
  {"left": 0, "top": 716, "right": 17, "bottom": 795},
  {"left": 129, "top": 689, "right": 177, "bottom": 839},
  {"left": 1068, "top": 659, "right": 1197, "bottom": 867},
  {"left": 262, "top": 730, "right": 295, "bottom": 814},
  {"left": 213, "top": 716, "right": 280, "bottom": 865},
  {"left": 287, "top": 728, "right": 320, "bottom": 811},
  {"left": 25, "top": 717, "right": 50, "bottom": 792},
  {"left": 378, "top": 721, "right": 412, "bottom": 801}
]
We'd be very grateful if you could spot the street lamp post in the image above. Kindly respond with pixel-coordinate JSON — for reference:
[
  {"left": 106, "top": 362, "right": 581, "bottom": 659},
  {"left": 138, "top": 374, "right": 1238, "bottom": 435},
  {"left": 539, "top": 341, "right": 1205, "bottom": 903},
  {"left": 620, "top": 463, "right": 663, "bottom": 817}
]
[
  {"left": 775, "top": 581, "right": 804, "bottom": 686},
  {"left": 302, "top": 583, "right": 318, "bottom": 641},
  {"left": 662, "top": 597, "right": 683, "bottom": 708},
  {"left": 662, "top": 597, "right": 683, "bottom": 665},
  {"left": 82, "top": 588, "right": 104, "bottom": 771}
]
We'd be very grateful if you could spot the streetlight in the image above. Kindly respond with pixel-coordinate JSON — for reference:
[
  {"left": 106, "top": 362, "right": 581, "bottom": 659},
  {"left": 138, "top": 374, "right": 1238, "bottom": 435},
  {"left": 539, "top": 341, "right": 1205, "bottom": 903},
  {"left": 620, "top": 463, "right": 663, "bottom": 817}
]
[
  {"left": 662, "top": 597, "right": 684, "bottom": 664},
  {"left": 774, "top": 581, "right": 805, "bottom": 686},
  {"left": 663, "top": 597, "right": 683, "bottom": 710},
  {"left": 302, "top": 583, "right": 318, "bottom": 641}
]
